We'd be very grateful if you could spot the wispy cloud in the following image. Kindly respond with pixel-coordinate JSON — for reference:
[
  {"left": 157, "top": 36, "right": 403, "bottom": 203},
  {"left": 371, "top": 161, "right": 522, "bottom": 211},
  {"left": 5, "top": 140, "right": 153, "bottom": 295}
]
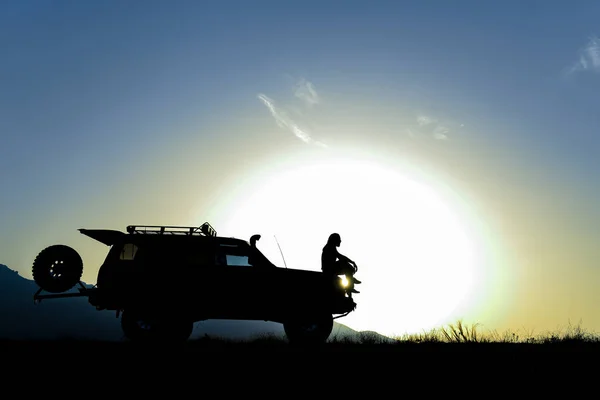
[
  {"left": 408, "top": 114, "right": 456, "bottom": 140},
  {"left": 567, "top": 36, "right": 600, "bottom": 75},
  {"left": 417, "top": 115, "right": 436, "bottom": 126},
  {"left": 293, "top": 78, "right": 320, "bottom": 107},
  {"left": 433, "top": 125, "right": 449, "bottom": 140},
  {"left": 257, "top": 93, "right": 326, "bottom": 147}
]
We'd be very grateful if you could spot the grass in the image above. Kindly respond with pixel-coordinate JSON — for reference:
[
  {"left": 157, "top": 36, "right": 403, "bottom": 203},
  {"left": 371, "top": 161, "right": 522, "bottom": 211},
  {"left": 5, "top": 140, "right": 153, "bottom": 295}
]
[
  {"left": 405, "top": 319, "right": 600, "bottom": 344},
  {"left": 323, "top": 319, "right": 600, "bottom": 345},
  {"left": 3, "top": 319, "right": 599, "bottom": 351},
  {"left": 148, "top": 319, "right": 600, "bottom": 349},
  {"left": 3, "top": 319, "right": 598, "bottom": 385},
  {"left": 3, "top": 319, "right": 595, "bottom": 393}
]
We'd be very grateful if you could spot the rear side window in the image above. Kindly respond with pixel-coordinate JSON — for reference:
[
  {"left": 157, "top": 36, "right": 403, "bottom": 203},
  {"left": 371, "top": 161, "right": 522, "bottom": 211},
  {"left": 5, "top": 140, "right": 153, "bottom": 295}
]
[{"left": 120, "top": 243, "right": 139, "bottom": 260}]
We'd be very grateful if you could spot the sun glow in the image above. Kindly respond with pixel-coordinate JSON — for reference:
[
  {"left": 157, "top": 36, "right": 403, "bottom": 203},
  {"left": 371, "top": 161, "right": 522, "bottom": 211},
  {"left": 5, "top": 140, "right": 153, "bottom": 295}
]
[{"left": 211, "top": 153, "right": 482, "bottom": 338}]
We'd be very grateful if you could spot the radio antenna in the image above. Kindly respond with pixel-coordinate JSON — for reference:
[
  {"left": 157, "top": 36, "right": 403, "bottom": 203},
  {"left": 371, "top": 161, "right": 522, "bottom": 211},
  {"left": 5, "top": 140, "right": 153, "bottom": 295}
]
[{"left": 274, "top": 235, "right": 288, "bottom": 268}]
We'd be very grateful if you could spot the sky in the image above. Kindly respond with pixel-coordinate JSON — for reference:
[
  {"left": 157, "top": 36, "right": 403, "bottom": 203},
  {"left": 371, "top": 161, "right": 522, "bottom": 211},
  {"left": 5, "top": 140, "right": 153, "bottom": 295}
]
[{"left": 1, "top": 0, "right": 599, "bottom": 338}]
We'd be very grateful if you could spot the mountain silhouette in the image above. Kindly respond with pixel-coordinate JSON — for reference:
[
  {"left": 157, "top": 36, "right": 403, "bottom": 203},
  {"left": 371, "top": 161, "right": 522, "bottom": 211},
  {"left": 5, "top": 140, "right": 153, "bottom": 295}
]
[
  {"left": 0, "top": 263, "right": 122, "bottom": 340},
  {"left": 0, "top": 263, "right": 392, "bottom": 342}
]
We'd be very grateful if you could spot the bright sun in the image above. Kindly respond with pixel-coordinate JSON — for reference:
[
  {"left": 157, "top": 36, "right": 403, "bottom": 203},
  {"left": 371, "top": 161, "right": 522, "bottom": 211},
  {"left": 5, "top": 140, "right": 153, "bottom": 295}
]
[{"left": 212, "top": 153, "right": 480, "bottom": 338}]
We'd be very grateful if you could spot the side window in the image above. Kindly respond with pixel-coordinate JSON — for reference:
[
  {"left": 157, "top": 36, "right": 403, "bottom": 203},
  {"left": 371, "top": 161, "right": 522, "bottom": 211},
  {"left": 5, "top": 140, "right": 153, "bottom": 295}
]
[
  {"left": 219, "top": 243, "right": 252, "bottom": 267},
  {"left": 226, "top": 254, "right": 251, "bottom": 266},
  {"left": 119, "top": 243, "right": 139, "bottom": 260}
]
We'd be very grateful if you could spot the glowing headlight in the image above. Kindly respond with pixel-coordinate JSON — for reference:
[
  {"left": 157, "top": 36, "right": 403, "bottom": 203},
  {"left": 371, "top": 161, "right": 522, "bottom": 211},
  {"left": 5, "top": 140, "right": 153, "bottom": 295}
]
[{"left": 340, "top": 275, "right": 349, "bottom": 288}]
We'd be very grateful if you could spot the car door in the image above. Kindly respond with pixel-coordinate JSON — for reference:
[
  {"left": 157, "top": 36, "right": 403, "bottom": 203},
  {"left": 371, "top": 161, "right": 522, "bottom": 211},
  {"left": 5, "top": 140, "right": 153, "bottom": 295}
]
[{"left": 212, "top": 242, "right": 265, "bottom": 318}]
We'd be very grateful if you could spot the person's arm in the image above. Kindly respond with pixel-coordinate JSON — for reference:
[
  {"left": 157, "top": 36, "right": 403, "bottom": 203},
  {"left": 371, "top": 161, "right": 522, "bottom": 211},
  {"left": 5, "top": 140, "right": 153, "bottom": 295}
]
[{"left": 336, "top": 249, "right": 356, "bottom": 267}]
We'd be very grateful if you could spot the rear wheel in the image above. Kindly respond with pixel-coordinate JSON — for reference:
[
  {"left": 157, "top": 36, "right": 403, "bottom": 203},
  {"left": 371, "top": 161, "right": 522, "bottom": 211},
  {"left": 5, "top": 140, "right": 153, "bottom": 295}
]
[
  {"left": 121, "top": 309, "right": 193, "bottom": 343},
  {"left": 283, "top": 311, "right": 334, "bottom": 345},
  {"left": 32, "top": 245, "right": 83, "bottom": 293}
]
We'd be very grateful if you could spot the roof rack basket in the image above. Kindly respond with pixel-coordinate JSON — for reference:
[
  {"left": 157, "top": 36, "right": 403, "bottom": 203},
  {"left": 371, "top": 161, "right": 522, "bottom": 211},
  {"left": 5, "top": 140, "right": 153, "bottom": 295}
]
[{"left": 126, "top": 222, "right": 217, "bottom": 237}]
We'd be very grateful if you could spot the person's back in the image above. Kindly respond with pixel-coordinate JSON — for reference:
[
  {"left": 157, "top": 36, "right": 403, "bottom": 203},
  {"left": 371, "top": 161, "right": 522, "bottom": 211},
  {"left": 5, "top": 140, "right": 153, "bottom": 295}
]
[{"left": 321, "top": 241, "right": 338, "bottom": 276}]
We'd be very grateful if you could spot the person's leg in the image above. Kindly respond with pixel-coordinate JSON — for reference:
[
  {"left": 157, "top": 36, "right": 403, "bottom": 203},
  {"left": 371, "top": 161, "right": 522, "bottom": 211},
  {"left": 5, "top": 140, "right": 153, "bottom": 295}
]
[
  {"left": 338, "top": 260, "right": 361, "bottom": 285},
  {"left": 335, "top": 260, "right": 360, "bottom": 293}
]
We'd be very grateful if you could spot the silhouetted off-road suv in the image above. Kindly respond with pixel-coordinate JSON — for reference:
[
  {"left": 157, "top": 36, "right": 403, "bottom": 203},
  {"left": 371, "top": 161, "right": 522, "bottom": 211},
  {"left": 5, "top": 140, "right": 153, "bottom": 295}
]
[{"left": 32, "top": 223, "right": 358, "bottom": 344}]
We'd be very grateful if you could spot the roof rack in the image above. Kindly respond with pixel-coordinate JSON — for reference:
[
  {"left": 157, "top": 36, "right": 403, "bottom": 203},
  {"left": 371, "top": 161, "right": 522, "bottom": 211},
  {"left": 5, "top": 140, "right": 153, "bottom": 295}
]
[{"left": 126, "top": 222, "right": 217, "bottom": 237}]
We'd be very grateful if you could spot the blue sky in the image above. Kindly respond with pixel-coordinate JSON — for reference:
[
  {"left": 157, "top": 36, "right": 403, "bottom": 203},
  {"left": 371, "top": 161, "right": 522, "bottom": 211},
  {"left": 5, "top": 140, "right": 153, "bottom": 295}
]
[{"left": 1, "top": 1, "right": 599, "bottom": 336}]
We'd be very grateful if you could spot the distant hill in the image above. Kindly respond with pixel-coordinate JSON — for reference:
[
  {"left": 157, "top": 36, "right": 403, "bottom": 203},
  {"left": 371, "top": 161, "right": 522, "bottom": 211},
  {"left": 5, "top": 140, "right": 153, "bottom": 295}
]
[
  {"left": 0, "top": 263, "right": 122, "bottom": 340},
  {"left": 0, "top": 263, "right": 392, "bottom": 343}
]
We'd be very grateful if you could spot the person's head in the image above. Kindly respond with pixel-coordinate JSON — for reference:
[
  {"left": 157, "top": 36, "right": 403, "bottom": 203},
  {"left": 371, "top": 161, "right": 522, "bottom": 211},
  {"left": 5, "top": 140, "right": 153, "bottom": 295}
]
[{"left": 327, "top": 233, "right": 341, "bottom": 247}]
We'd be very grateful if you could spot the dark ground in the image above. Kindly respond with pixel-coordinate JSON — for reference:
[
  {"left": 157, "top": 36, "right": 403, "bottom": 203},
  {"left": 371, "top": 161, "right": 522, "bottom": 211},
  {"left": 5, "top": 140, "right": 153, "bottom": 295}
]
[{"left": 3, "top": 338, "right": 597, "bottom": 393}]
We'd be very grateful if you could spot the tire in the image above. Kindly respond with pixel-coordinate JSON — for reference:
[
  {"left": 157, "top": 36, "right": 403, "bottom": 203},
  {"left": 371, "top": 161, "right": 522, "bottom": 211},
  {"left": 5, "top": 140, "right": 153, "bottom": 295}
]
[
  {"left": 283, "top": 311, "right": 334, "bottom": 345},
  {"left": 121, "top": 309, "right": 193, "bottom": 343},
  {"left": 32, "top": 245, "right": 83, "bottom": 293}
]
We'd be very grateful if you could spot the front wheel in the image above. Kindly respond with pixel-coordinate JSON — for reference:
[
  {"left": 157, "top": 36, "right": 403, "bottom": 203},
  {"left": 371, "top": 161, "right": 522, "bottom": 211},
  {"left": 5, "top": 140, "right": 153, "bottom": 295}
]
[{"left": 283, "top": 311, "right": 334, "bottom": 345}]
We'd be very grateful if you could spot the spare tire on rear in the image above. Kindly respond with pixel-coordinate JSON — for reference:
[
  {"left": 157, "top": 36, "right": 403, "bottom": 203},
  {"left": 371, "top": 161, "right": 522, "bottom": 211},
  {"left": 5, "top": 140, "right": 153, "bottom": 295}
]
[{"left": 32, "top": 244, "right": 83, "bottom": 293}]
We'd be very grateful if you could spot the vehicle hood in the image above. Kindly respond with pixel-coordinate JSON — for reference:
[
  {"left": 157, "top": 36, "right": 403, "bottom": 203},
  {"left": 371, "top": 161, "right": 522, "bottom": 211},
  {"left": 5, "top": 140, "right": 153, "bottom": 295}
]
[{"left": 78, "top": 229, "right": 125, "bottom": 246}]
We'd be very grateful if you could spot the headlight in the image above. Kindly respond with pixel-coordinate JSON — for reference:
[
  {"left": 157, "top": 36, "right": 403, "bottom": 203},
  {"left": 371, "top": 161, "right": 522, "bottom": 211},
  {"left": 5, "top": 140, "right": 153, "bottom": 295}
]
[{"left": 340, "top": 275, "right": 349, "bottom": 288}]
